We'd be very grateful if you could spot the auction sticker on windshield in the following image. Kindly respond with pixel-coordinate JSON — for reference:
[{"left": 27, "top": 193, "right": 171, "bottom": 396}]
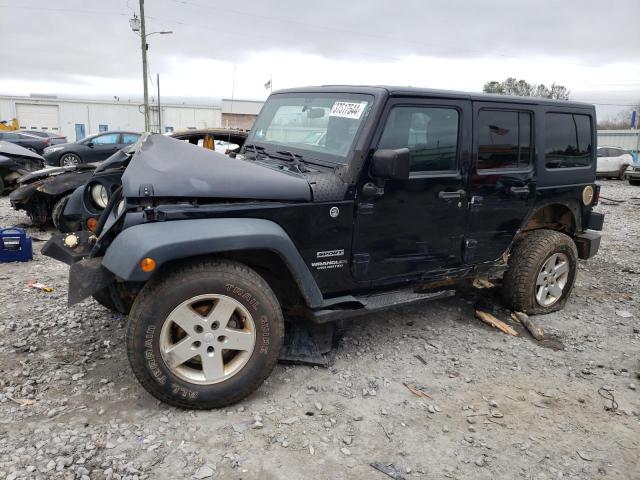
[{"left": 329, "top": 101, "right": 367, "bottom": 119}]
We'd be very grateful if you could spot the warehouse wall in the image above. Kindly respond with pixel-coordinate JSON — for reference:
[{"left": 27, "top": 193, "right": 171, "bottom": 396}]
[
  {"left": 0, "top": 96, "right": 223, "bottom": 139},
  {"left": 597, "top": 130, "right": 640, "bottom": 152}
]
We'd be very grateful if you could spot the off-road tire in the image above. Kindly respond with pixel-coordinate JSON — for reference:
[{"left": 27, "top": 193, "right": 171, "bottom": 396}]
[
  {"left": 629, "top": 179, "right": 640, "bottom": 186},
  {"left": 93, "top": 288, "right": 119, "bottom": 313},
  {"left": 126, "top": 259, "right": 284, "bottom": 409},
  {"left": 503, "top": 229, "right": 578, "bottom": 315},
  {"left": 51, "top": 194, "right": 71, "bottom": 231}
]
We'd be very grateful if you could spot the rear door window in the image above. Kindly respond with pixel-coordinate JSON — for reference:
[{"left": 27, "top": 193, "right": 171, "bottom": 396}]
[
  {"left": 92, "top": 133, "right": 120, "bottom": 145},
  {"left": 477, "top": 110, "right": 532, "bottom": 170},
  {"left": 122, "top": 134, "right": 140, "bottom": 144},
  {"left": 545, "top": 113, "right": 593, "bottom": 168}
]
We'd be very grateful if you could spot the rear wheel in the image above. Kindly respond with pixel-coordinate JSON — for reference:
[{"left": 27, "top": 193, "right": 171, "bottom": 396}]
[
  {"left": 126, "top": 259, "right": 284, "bottom": 409},
  {"left": 60, "top": 153, "right": 80, "bottom": 166},
  {"left": 503, "top": 229, "right": 578, "bottom": 314}
]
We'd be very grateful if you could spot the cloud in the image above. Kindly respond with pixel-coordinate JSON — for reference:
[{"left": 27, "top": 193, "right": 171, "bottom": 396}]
[{"left": 0, "top": 0, "right": 638, "bottom": 117}]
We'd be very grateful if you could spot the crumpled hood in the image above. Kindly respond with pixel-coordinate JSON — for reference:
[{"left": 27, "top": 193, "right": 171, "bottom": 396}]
[
  {"left": 17, "top": 164, "right": 96, "bottom": 185},
  {"left": 121, "top": 134, "right": 312, "bottom": 201},
  {"left": 0, "top": 140, "right": 45, "bottom": 160}
]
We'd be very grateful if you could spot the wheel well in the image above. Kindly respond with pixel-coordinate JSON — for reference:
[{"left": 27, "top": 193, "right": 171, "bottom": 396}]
[
  {"left": 225, "top": 250, "right": 305, "bottom": 313},
  {"left": 157, "top": 250, "right": 306, "bottom": 313},
  {"left": 521, "top": 204, "right": 577, "bottom": 236}
]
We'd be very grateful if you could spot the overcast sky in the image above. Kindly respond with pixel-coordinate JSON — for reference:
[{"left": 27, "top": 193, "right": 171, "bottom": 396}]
[{"left": 1, "top": 0, "right": 639, "bottom": 119}]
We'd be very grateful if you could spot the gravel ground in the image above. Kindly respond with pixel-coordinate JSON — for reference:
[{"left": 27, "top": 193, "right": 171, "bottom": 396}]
[{"left": 0, "top": 180, "right": 638, "bottom": 480}]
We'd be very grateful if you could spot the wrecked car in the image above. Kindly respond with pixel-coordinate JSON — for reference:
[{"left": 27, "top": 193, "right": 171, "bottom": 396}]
[
  {"left": 61, "top": 129, "right": 247, "bottom": 234},
  {"left": 9, "top": 163, "right": 97, "bottom": 230},
  {"left": 0, "top": 141, "right": 45, "bottom": 195},
  {"left": 44, "top": 86, "right": 604, "bottom": 409}
]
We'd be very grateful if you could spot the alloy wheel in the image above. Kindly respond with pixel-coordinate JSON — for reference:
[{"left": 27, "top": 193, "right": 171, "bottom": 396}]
[
  {"left": 159, "top": 294, "right": 256, "bottom": 385},
  {"left": 61, "top": 154, "right": 79, "bottom": 166},
  {"left": 535, "top": 253, "right": 570, "bottom": 307}
]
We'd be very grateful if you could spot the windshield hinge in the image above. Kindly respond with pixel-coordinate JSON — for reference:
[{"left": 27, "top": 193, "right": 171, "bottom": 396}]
[{"left": 139, "top": 184, "right": 154, "bottom": 197}]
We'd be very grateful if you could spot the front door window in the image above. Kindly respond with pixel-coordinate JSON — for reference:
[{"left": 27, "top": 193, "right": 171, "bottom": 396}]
[{"left": 378, "top": 106, "right": 459, "bottom": 173}]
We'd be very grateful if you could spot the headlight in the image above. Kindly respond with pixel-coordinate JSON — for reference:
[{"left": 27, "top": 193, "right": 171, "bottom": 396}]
[
  {"left": 90, "top": 184, "right": 109, "bottom": 209},
  {"left": 116, "top": 199, "right": 125, "bottom": 216},
  {"left": 47, "top": 146, "right": 64, "bottom": 153}
]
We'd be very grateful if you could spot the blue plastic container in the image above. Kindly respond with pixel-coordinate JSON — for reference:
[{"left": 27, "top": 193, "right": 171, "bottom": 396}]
[{"left": 0, "top": 228, "right": 33, "bottom": 262}]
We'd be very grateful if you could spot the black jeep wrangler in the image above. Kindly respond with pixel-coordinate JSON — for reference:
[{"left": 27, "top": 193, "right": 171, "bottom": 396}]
[{"left": 43, "top": 86, "right": 604, "bottom": 409}]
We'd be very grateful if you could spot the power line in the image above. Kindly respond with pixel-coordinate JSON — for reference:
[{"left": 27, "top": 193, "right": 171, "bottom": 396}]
[{"left": 0, "top": 4, "right": 130, "bottom": 16}]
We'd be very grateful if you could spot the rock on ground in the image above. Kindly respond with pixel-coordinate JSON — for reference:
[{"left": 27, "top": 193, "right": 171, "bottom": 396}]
[{"left": 0, "top": 180, "right": 639, "bottom": 479}]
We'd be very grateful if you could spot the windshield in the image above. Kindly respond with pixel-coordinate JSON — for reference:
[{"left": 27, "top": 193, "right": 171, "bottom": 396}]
[{"left": 246, "top": 93, "right": 374, "bottom": 163}]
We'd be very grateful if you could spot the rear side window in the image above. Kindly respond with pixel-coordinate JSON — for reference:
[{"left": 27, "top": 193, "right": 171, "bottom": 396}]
[
  {"left": 477, "top": 110, "right": 532, "bottom": 170},
  {"left": 378, "top": 106, "right": 459, "bottom": 172},
  {"left": 122, "top": 134, "right": 140, "bottom": 144},
  {"left": 545, "top": 113, "right": 592, "bottom": 169}
]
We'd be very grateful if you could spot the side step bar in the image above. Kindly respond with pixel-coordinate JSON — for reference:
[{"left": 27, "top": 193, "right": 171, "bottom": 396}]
[{"left": 305, "top": 288, "right": 454, "bottom": 324}]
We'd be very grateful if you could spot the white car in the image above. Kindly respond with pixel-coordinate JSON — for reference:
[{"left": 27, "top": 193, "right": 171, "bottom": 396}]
[{"left": 596, "top": 146, "right": 633, "bottom": 179}]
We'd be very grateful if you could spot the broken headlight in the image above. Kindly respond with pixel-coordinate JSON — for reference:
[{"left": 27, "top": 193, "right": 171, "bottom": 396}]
[
  {"left": 90, "top": 184, "right": 109, "bottom": 209},
  {"left": 116, "top": 199, "right": 126, "bottom": 216}
]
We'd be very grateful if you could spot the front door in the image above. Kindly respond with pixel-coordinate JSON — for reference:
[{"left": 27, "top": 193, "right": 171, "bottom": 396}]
[
  {"left": 465, "top": 103, "right": 536, "bottom": 263},
  {"left": 352, "top": 98, "right": 471, "bottom": 282},
  {"left": 86, "top": 132, "right": 121, "bottom": 162}
]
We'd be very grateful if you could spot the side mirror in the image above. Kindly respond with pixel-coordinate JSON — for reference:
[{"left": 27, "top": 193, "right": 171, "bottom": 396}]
[
  {"left": 371, "top": 148, "right": 411, "bottom": 180},
  {"left": 87, "top": 142, "right": 94, "bottom": 148}
]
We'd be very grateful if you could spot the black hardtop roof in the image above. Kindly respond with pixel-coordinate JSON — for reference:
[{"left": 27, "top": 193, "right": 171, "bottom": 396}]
[{"left": 273, "top": 85, "right": 594, "bottom": 109}]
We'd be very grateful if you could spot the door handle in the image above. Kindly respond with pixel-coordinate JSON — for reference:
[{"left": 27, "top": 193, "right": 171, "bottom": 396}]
[
  {"left": 509, "top": 186, "right": 530, "bottom": 195},
  {"left": 438, "top": 189, "right": 465, "bottom": 200}
]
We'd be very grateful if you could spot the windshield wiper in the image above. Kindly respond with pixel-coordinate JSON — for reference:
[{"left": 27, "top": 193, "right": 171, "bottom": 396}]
[
  {"left": 243, "top": 143, "right": 265, "bottom": 159},
  {"left": 275, "top": 150, "right": 302, "bottom": 164}
]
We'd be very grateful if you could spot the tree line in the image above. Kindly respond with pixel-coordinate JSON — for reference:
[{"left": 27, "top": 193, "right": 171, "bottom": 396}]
[{"left": 483, "top": 77, "right": 638, "bottom": 129}]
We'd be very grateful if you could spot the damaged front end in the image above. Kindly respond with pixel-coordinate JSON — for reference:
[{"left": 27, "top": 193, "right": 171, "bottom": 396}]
[
  {"left": 41, "top": 195, "right": 124, "bottom": 306},
  {"left": 42, "top": 132, "right": 312, "bottom": 309},
  {"left": 10, "top": 165, "right": 96, "bottom": 229}
]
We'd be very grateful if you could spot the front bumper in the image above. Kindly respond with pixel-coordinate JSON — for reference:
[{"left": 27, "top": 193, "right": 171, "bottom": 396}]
[
  {"left": 43, "top": 152, "right": 61, "bottom": 167},
  {"left": 8, "top": 184, "right": 37, "bottom": 209},
  {"left": 42, "top": 231, "right": 114, "bottom": 305},
  {"left": 625, "top": 166, "right": 640, "bottom": 179}
]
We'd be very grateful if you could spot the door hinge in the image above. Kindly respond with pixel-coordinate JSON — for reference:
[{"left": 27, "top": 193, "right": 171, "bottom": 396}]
[
  {"left": 351, "top": 252, "right": 371, "bottom": 277},
  {"left": 357, "top": 202, "right": 375, "bottom": 215}
]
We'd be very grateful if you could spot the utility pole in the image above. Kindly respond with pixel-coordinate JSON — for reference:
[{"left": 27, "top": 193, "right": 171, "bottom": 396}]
[
  {"left": 157, "top": 73, "right": 161, "bottom": 133},
  {"left": 139, "top": 0, "right": 149, "bottom": 132},
  {"left": 130, "top": 3, "right": 172, "bottom": 133}
]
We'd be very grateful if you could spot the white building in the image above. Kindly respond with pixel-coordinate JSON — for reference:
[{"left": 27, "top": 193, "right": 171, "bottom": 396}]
[
  {"left": 597, "top": 129, "right": 639, "bottom": 153},
  {"left": 0, "top": 94, "right": 264, "bottom": 141}
]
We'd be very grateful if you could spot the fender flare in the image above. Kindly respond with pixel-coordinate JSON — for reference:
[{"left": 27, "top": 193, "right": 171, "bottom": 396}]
[
  {"left": 519, "top": 199, "right": 581, "bottom": 234},
  {"left": 63, "top": 185, "right": 84, "bottom": 218},
  {"left": 102, "top": 217, "right": 324, "bottom": 308}
]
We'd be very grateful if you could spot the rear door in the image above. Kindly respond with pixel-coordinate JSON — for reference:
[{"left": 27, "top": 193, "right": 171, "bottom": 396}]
[
  {"left": 352, "top": 97, "right": 471, "bottom": 282},
  {"left": 465, "top": 102, "right": 535, "bottom": 263}
]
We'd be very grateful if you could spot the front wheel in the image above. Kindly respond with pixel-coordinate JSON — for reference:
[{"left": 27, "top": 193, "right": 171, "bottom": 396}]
[
  {"left": 126, "top": 259, "right": 284, "bottom": 409},
  {"left": 503, "top": 229, "right": 578, "bottom": 314},
  {"left": 51, "top": 194, "right": 71, "bottom": 232},
  {"left": 60, "top": 153, "right": 81, "bottom": 166}
]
